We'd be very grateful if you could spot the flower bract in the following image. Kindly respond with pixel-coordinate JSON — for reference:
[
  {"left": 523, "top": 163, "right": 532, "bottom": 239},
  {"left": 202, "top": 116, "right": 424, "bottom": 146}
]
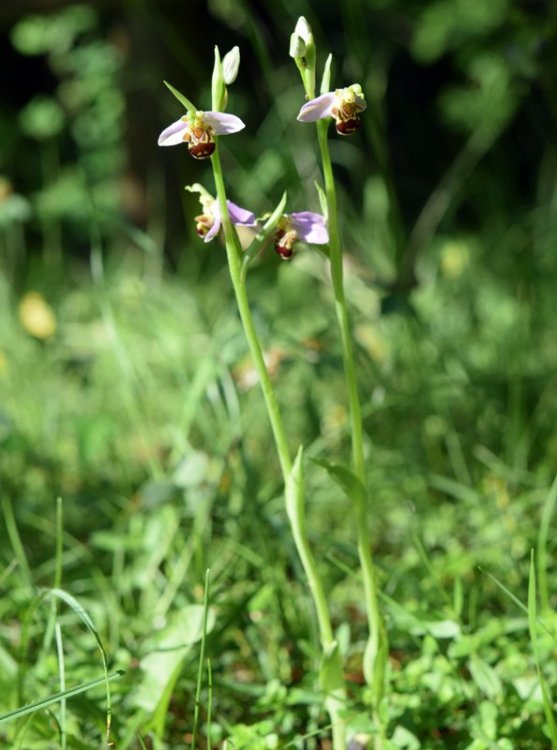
[
  {"left": 158, "top": 110, "right": 245, "bottom": 159},
  {"left": 274, "top": 212, "right": 328, "bottom": 259},
  {"left": 297, "top": 84, "right": 366, "bottom": 135}
]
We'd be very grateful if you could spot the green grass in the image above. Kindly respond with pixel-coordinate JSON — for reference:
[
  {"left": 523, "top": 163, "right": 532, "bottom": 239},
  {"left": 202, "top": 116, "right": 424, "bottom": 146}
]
[{"left": 2, "top": 236, "right": 557, "bottom": 748}]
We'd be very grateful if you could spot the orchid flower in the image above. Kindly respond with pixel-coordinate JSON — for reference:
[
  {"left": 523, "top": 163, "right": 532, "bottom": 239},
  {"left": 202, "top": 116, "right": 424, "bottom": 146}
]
[
  {"left": 158, "top": 110, "right": 245, "bottom": 159},
  {"left": 186, "top": 184, "right": 257, "bottom": 242},
  {"left": 274, "top": 211, "right": 328, "bottom": 259},
  {"left": 297, "top": 84, "right": 366, "bottom": 135}
]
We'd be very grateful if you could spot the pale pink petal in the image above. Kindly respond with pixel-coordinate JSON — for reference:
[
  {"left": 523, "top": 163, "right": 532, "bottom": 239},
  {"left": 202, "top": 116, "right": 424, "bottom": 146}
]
[
  {"left": 203, "top": 200, "right": 256, "bottom": 242},
  {"left": 227, "top": 201, "right": 257, "bottom": 227},
  {"left": 297, "top": 92, "right": 336, "bottom": 122},
  {"left": 204, "top": 202, "right": 221, "bottom": 242},
  {"left": 202, "top": 111, "right": 245, "bottom": 135},
  {"left": 158, "top": 118, "right": 188, "bottom": 146},
  {"left": 290, "top": 212, "right": 329, "bottom": 244}
]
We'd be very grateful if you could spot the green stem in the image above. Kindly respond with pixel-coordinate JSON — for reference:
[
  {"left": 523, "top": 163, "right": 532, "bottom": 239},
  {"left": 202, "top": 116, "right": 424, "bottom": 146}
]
[
  {"left": 211, "top": 148, "right": 292, "bottom": 480},
  {"left": 316, "top": 120, "right": 387, "bottom": 706},
  {"left": 211, "top": 144, "right": 346, "bottom": 749}
]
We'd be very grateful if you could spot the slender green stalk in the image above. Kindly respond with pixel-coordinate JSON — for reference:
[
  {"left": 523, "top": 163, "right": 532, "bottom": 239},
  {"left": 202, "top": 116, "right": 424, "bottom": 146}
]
[
  {"left": 191, "top": 570, "right": 211, "bottom": 750},
  {"left": 206, "top": 658, "right": 213, "bottom": 750},
  {"left": 43, "top": 499, "right": 65, "bottom": 656},
  {"left": 211, "top": 143, "right": 346, "bottom": 750},
  {"left": 1, "top": 497, "right": 32, "bottom": 586},
  {"left": 0, "top": 671, "right": 125, "bottom": 726},
  {"left": 316, "top": 120, "right": 387, "bottom": 707},
  {"left": 537, "top": 473, "right": 557, "bottom": 613},
  {"left": 55, "top": 623, "right": 67, "bottom": 750}
]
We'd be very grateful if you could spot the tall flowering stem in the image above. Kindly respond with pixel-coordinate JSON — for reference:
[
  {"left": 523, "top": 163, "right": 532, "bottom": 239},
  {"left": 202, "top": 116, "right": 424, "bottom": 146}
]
[
  {"left": 210, "top": 143, "right": 347, "bottom": 750},
  {"left": 290, "top": 29, "right": 387, "bottom": 708},
  {"left": 315, "top": 111, "right": 388, "bottom": 713}
]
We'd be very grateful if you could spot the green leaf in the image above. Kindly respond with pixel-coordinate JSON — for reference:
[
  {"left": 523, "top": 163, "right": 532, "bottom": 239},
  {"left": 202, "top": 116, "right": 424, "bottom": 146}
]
[
  {"left": 314, "top": 181, "right": 328, "bottom": 220},
  {"left": 163, "top": 81, "right": 197, "bottom": 113},
  {"left": 528, "top": 553, "right": 557, "bottom": 746},
  {"left": 319, "top": 640, "right": 344, "bottom": 695},
  {"left": 0, "top": 671, "right": 124, "bottom": 725},
  {"left": 312, "top": 458, "right": 367, "bottom": 506},
  {"left": 133, "top": 606, "right": 215, "bottom": 736},
  {"left": 468, "top": 655, "right": 503, "bottom": 700},
  {"left": 211, "top": 45, "right": 226, "bottom": 112},
  {"left": 285, "top": 445, "right": 305, "bottom": 527},
  {"left": 46, "top": 588, "right": 105, "bottom": 654},
  {"left": 320, "top": 54, "right": 333, "bottom": 95},
  {"left": 242, "top": 191, "right": 287, "bottom": 275}
]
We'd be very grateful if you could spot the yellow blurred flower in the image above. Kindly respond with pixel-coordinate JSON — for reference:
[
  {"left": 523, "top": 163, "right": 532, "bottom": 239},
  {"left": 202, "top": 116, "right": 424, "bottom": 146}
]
[
  {"left": 440, "top": 239, "right": 470, "bottom": 279},
  {"left": 0, "top": 176, "right": 12, "bottom": 202},
  {"left": 355, "top": 323, "right": 387, "bottom": 363},
  {"left": 19, "top": 292, "right": 57, "bottom": 339}
]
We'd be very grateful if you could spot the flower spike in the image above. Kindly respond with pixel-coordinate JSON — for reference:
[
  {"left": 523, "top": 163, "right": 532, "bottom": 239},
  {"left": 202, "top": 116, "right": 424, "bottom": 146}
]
[
  {"left": 297, "top": 84, "right": 366, "bottom": 135},
  {"left": 158, "top": 110, "right": 244, "bottom": 159}
]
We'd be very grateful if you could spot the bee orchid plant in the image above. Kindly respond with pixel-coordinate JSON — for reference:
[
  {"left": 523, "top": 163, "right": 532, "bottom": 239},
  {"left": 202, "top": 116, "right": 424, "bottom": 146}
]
[{"left": 158, "top": 21, "right": 388, "bottom": 750}]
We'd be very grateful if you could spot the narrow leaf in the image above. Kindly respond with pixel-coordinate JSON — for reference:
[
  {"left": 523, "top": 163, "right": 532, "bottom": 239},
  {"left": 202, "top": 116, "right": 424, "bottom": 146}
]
[
  {"left": 211, "top": 46, "right": 225, "bottom": 112},
  {"left": 285, "top": 445, "right": 305, "bottom": 526},
  {"left": 242, "top": 191, "right": 288, "bottom": 274},
  {"left": 46, "top": 588, "right": 106, "bottom": 661},
  {"left": 312, "top": 458, "right": 367, "bottom": 506},
  {"left": 163, "top": 81, "right": 197, "bottom": 113},
  {"left": 320, "top": 54, "right": 333, "bottom": 95},
  {"left": 528, "top": 553, "right": 557, "bottom": 746},
  {"left": 314, "top": 181, "right": 328, "bottom": 220},
  {"left": 319, "top": 640, "right": 344, "bottom": 695},
  {"left": 0, "top": 671, "right": 125, "bottom": 725}
]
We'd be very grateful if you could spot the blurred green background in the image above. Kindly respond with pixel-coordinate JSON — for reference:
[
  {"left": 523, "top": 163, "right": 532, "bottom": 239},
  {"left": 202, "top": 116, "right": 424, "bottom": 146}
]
[
  {"left": 2, "top": 0, "right": 555, "bottom": 286},
  {"left": 3, "top": 0, "right": 557, "bottom": 513}
]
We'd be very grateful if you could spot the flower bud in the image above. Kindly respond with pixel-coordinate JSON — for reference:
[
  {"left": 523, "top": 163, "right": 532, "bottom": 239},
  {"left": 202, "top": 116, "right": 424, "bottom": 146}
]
[
  {"left": 289, "top": 33, "right": 306, "bottom": 59},
  {"left": 289, "top": 16, "right": 316, "bottom": 99},
  {"left": 294, "top": 16, "right": 312, "bottom": 46},
  {"left": 222, "top": 46, "right": 240, "bottom": 85}
]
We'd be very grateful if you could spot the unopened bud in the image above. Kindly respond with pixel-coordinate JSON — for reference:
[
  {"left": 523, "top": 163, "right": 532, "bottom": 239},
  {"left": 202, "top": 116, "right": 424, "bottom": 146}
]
[
  {"left": 223, "top": 46, "right": 240, "bottom": 85},
  {"left": 294, "top": 16, "right": 312, "bottom": 45},
  {"left": 289, "top": 16, "right": 316, "bottom": 98}
]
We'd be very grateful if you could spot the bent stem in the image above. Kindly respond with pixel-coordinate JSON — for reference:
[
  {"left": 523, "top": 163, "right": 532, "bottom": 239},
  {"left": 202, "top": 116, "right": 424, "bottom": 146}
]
[
  {"left": 211, "top": 143, "right": 346, "bottom": 750},
  {"left": 316, "top": 120, "right": 387, "bottom": 716}
]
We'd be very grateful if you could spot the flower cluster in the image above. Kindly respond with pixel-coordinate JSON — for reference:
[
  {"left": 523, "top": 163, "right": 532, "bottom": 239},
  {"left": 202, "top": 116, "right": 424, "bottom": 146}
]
[
  {"left": 187, "top": 184, "right": 328, "bottom": 259},
  {"left": 157, "top": 31, "right": 365, "bottom": 258}
]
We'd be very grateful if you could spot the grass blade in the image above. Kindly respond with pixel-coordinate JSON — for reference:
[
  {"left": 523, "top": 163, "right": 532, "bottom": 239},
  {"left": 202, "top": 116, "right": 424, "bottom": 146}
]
[
  {"left": 0, "top": 670, "right": 125, "bottom": 725},
  {"left": 528, "top": 552, "right": 557, "bottom": 747}
]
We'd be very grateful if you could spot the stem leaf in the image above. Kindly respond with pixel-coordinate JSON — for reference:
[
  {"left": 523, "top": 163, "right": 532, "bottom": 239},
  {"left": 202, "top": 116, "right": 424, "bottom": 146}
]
[
  {"left": 320, "top": 54, "right": 333, "bottom": 95},
  {"left": 314, "top": 181, "right": 328, "bottom": 221},
  {"left": 312, "top": 458, "right": 367, "bottom": 506},
  {"left": 163, "top": 81, "right": 197, "bottom": 113},
  {"left": 242, "top": 191, "right": 288, "bottom": 273}
]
